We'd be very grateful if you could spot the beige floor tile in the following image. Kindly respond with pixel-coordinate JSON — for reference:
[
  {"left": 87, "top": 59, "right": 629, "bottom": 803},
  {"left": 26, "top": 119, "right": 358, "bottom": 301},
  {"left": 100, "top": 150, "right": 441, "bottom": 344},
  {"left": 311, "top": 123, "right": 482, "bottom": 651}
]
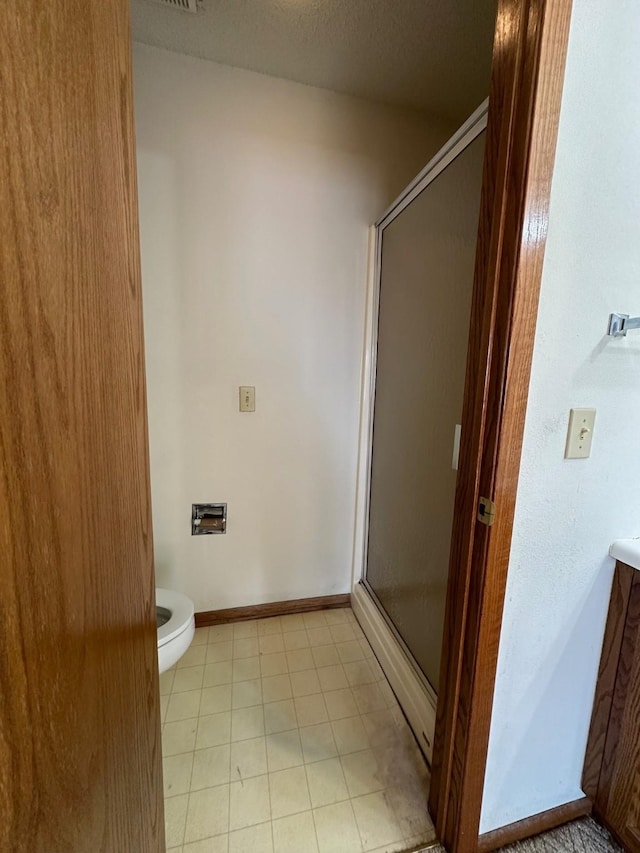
[
  {"left": 366, "top": 842, "right": 407, "bottom": 853},
  {"left": 166, "top": 690, "right": 202, "bottom": 723},
  {"left": 294, "top": 694, "right": 328, "bottom": 728},
  {"left": 305, "top": 757, "right": 348, "bottom": 808},
  {"left": 344, "top": 660, "right": 377, "bottom": 687},
  {"left": 282, "top": 630, "right": 310, "bottom": 651},
  {"left": 228, "top": 821, "right": 273, "bottom": 853},
  {"left": 231, "top": 706, "right": 265, "bottom": 742},
  {"left": 323, "top": 689, "right": 358, "bottom": 721},
  {"left": 280, "top": 614, "right": 305, "bottom": 632},
  {"left": 183, "top": 834, "right": 229, "bottom": 853},
  {"left": 160, "top": 669, "right": 176, "bottom": 695},
  {"left": 290, "top": 669, "right": 321, "bottom": 697},
  {"left": 311, "top": 646, "right": 340, "bottom": 668},
  {"left": 340, "top": 750, "right": 384, "bottom": 798},
  {"left": 377, "top": 680, "right": 397, "bottom": 708},
  {"left": 164, "top": 607, "right": 433, "bottom": 853},
  {"left": 230, "top": 736, "right": 267, "bottom": 781},
  {"left": 196, "top": 712, "right": 232, "bottom": 750},
  {"left": 351, "top": 791, "right": 404, "bottom": 852},
  {"left": 179, "top": 646, "right": 208, "bottom": 668},
  {"left": 185, "top": 784, "right": 230, "bottom": 842},
  {"left": 385, "top": 786, "right": 433, "bottom": 840},
  {"left": 204, "top": 661, "right": 233, "bottom": 687},
  {"left": 299, "top": 723, "right": 337, "bottom": 764},
  {"left": 317, "top": 665, "right": 348, "bottom": 692},
  {"left": 332, "top": 716, "right": 370, "bottom": 756},
  {"left": 260, "top": 653, "right": 288, "bottom": 678},
  {"left": 165, "top": 793, "right": 189, "bottom": 848},
  {"left": 232, "top": 679, "right": 263, "bottom": 710},
  {"left": 359, "top": 639, "right": 375, "bottom": 659},
  {"left": 259, "top": 634, "right": 285, "bottom": 655},
  {"left": 264, "top": 700, "right": 298, "bottom": 735},
  {"left": 233, "top": 657, "right": 261, "bottom": 682},
  {"left": 268, "top": 765, "right": 310, "bottom": 819},
  {"left": 272, "top": 810, "right": 318, "bottom": 853},
  {"left": 286, "top": 648, "right": 315, "bottom": 672},
  {"left": 207, "top": 642, "right": 233, "bottom": 664},
  {"left": 191, "top": 744, "right": 231, "bottom": 790},
  {"left": 336, "top": 641, "right": 365, "bottom": 664},
  {"left": 329, "top": 625, "right": 356, "bottom": 644},
  {"left": 302, "top": 612, "right": 327, "bottom": 629},
  {"left": 262, "top": 674, "right": 292, "bottom": 704},
  {"left": 313, "top": 801, "right": 362, "bottom": 853},
  {"left": 209, "top": 624, "right": 234, "bottom": 643},
  {"left": 200, "top": 685, "right": 232, "bottom": 716},
  {"left": 164, "top": 753, "right": 194, "bottom": 797},
  {"left": 306, "top": 627, "right": 333, "bottom": 647},
  {"left": 174, "top": 666, "right": 206, "bottom": 694},
  {"left": 233, "top": 638, "right": 259, "bottom": 659},
  {"left": 192, "top": 627, "right": 209, "bottom": 646},
  {"left": 266, "top": 729, "right": 303, "bottom": 772},
  {"left": 229, "top": 774, "right": 270, "bottom": 830},
  {"left": 324, "top": 609, "right": 348, "bottom": 626},
  {"left": 233, "top": 621, "right": 258, "bottom": 639},
  {"left": 361, "top": 710, "right": 399, "bottom": 750},
  {"left": 163, "top": 719, "right": 198, "bottom": 756},
  {"left": 352, "top": 683, "right": 386, "bottom": 715},
  {"left": 257, "top": 616, "right": 282, "bottom": 636}
]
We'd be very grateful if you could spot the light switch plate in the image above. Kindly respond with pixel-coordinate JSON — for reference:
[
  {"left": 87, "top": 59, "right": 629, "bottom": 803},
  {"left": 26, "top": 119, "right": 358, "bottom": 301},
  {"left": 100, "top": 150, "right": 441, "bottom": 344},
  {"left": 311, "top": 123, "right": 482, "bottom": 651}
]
[
  {"left": 565, "top": 407, "right": 596, "bottom": 458},
  {"left": 239, "top": 386, "right": 255, "bottom": 412}
]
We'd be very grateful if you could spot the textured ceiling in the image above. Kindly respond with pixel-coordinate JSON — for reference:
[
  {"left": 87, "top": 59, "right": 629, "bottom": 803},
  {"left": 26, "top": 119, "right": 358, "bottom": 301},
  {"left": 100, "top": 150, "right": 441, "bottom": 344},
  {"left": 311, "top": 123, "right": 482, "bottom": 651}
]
[{"left": 130, "top": 0, "right": 497, "bottom": 122}]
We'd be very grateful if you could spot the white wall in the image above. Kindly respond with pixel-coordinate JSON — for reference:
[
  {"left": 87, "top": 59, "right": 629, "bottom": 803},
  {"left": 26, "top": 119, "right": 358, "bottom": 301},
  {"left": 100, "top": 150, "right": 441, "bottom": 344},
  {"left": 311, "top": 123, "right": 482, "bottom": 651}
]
[
  {"left": 134, "top": 44, "right": 451, "bottom": 610},
  {"left": 481, "top": 0, "right": 640, "bottom": 832}
]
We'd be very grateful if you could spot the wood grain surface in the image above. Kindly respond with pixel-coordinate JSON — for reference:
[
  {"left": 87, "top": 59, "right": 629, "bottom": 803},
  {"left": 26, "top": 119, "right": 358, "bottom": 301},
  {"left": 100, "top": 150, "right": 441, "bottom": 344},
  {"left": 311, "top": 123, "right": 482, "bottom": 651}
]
[
  {"left": 0, "top": 2, "right": 164, "bottom": 851},
  {"left": 583, "top": 562, "right": 634, "bottom": 800},
  {"left": 477, "top": 797, "right": 592, "bottom": 853},
  {"left": 428, "top": 1, "right": 574, "bottom": 850},
  {"left": 195, "top": 594, "right": 351, "bottom": 627},
  {"left": 588, "top": 563, "right": 640, "bottom": 852}
]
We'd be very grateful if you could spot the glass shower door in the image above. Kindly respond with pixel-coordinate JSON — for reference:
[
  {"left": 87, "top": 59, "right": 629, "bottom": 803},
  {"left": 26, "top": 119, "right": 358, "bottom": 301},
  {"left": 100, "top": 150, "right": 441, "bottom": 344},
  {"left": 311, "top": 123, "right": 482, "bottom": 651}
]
[{"left": 364, "top": 128, "right": 486, "bottom": 695}]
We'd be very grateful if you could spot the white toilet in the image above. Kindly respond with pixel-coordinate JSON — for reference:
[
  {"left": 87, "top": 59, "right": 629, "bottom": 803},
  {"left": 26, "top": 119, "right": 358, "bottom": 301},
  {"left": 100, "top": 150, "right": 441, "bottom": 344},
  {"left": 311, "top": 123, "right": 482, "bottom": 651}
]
[{"left": 156, "top": 587, "right": 195, "bottom": 674}]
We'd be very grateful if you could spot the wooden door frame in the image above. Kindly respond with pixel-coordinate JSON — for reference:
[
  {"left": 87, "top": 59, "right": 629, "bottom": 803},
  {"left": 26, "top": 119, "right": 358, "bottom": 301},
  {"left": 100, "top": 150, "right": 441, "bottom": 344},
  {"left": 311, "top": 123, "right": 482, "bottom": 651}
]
[{"left": 427, "top": 1, "right": 574, "bottom": 851}]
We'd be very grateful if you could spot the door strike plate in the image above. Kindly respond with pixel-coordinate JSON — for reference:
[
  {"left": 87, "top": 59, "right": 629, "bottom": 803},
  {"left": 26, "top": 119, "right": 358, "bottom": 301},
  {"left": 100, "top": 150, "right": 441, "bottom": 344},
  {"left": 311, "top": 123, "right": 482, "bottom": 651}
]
[{"left": 477, "top": 496, "right": 496, "bottom": 526}]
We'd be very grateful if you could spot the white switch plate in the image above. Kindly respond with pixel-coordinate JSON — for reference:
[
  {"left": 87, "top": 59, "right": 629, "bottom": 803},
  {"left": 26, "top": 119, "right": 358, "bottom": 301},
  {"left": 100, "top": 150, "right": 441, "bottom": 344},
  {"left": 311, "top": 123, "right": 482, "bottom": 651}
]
[
  {"left": 565, "top": 407, "right": 596, "bottom": 458},
  {"left": 239, "top": 386, "right": 255, "bottom": 412}
]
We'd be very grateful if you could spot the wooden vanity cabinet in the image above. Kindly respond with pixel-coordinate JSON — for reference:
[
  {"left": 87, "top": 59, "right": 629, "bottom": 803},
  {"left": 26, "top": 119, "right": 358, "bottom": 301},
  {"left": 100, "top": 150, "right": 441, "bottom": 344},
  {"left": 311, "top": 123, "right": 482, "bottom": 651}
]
[{"left": 583, "top": 560, "right": 640, "bottom": 851}]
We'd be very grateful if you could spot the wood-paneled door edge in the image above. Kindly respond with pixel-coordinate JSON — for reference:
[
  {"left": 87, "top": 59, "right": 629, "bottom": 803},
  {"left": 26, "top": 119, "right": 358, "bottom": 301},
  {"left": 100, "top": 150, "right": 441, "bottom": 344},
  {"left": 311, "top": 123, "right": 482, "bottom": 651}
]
[{"left": 427, "top": 1, "right": 573, "bottom": 851}]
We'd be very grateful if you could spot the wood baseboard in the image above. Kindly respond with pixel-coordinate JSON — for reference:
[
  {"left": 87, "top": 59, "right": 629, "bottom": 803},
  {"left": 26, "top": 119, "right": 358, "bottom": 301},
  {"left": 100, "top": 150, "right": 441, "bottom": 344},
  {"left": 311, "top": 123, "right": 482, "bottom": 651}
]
[
  {"left": 477, "top": 797, "right": 592, "bottom": 852},
  {"left": 195, "top": 593, "right": 351, "bottom": 627}
]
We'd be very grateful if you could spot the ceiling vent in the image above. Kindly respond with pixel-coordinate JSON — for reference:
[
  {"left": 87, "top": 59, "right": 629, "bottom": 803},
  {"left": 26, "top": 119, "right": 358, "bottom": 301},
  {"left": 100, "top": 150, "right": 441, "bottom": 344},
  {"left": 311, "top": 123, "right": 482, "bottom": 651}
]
[{"left": 149, "top": 0, "right": 198, "bottom": 12}]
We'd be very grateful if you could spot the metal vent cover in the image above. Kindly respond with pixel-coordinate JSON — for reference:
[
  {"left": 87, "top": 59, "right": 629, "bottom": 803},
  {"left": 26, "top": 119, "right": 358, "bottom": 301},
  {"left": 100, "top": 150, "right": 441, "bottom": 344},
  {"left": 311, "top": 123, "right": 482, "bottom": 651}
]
[{"left": 148, "top": 0, "right": 198, "bottom": 13}]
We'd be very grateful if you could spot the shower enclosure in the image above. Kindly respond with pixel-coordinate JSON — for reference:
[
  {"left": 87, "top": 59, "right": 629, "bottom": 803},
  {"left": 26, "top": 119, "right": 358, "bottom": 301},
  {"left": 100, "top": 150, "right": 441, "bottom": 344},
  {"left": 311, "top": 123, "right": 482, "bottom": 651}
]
[{"left": 353, "top": 102, "right": 487, "bottom": 759}]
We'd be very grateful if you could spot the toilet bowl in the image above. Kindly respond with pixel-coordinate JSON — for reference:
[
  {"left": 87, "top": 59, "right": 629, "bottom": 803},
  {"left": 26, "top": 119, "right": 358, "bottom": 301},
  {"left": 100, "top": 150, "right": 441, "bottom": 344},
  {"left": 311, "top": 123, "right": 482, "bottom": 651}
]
[{"left": 156, "top": 587, "right": 195, "bottom": 674}]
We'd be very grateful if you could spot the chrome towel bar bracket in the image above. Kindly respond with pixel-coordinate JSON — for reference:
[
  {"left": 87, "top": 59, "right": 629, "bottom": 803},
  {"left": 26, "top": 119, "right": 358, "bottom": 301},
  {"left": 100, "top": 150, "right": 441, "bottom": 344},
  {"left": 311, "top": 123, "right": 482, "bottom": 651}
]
[{"left": 608, "top": 313, "right": 640, "bottom": 337}]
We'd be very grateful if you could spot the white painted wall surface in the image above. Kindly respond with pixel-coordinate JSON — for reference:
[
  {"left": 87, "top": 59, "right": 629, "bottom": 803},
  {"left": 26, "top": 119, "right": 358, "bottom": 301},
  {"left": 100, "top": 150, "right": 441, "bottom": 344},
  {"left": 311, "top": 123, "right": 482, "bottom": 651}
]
[
  {"left": 481, "top": 0, "right": 640, "bottom": 832},
  {"left": 133, "top": 44, "right": 451, "bottom": 610}
]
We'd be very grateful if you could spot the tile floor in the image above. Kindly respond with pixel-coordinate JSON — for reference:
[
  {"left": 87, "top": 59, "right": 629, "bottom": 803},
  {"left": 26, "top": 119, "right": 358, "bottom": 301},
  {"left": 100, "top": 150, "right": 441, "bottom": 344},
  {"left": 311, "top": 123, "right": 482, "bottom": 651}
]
[{"left": 160, "top": 607, "right": 436, "bottom": 853}]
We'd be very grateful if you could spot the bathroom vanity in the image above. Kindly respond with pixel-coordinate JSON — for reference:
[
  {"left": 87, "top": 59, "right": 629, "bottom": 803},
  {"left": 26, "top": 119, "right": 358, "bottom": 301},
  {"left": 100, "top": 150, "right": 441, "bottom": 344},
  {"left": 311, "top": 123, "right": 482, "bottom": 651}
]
[{"left": 583, "top": 539, "right": 640, "bottom": 852}]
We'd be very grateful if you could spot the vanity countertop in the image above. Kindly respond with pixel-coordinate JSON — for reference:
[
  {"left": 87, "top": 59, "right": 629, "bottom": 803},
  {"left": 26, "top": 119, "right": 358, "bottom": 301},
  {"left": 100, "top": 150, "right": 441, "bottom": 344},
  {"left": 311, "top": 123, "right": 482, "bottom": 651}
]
[{"left": 610, "top": 538, "right": 640, "bottom": 570}]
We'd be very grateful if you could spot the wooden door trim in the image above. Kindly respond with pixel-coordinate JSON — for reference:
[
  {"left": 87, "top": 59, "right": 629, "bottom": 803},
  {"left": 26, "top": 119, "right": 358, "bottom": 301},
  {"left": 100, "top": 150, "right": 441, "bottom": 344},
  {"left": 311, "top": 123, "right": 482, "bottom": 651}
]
[
  {"left": 428, "top": 1, "right": 574, "bottom": 850},
  {"left": 477, "top": 797, "right": 592, "bottom": 853}
]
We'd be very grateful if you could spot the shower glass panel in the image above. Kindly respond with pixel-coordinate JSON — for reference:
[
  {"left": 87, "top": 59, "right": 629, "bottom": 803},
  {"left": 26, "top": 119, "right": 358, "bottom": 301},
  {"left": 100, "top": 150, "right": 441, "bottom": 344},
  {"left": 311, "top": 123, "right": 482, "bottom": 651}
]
[{"left": 364, "top": 130, "right": 486, "bottom": 694}]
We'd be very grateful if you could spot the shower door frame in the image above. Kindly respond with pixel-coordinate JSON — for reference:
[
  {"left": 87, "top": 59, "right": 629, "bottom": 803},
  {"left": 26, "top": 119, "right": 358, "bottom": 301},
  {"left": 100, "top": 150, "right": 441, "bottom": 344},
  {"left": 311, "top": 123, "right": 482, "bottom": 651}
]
[
  {"left": 351, "top": 0, "right": 574, "bottom": 850},
  {"left": 352, "top": 100, "right": 489, "bottom": 765}
]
